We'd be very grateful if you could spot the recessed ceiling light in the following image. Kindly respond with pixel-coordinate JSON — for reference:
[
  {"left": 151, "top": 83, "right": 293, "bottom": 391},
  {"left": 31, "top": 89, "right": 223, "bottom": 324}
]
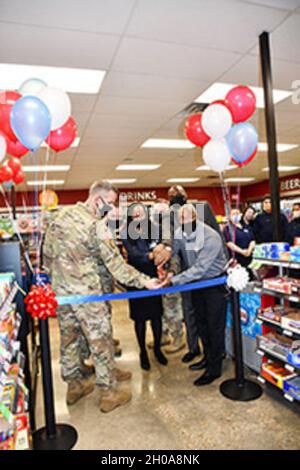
[
  {"left": 116, "top": 164, "right": 161, "bottom": 171},
  {"left": 23, "top": 165, "right": 70, "bottom": 172},
  {"left": 27, "top": 180, "right": 65, "bottom": 186},
  {"left": 41, "top": 137, "right": 80, "bottom": 148},
  {"left": 196, "top": 165, "right": 236, "bottom": 171},
  {"left": 225, "top": 177, "right": 255, "bottom": 183},
  {"left": 262, "top": 166, "right": 300, "bottom": 172},
  {"left": 167, "top": 178, "right": 200, "bottom": 183},
  {"left": 107, "top": 178, "right": 136, "bottom": 184},
  {"left": 194, "top": 82, "right": 292, "bottom": 108},
  {"left": 0, "top": 64, "right": 106, "bottom": 94},
  {"left": 258, "top": 143, "right": 298, "bottom": 152},
  {"left": 141, "top": 139, "right": 195, "bottom": 149}
]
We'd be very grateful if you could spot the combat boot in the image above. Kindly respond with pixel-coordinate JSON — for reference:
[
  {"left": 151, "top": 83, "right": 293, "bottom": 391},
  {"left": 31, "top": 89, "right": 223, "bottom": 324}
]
[
  {"left": 66, "top": 378, "right": 94, "bottom": 406},
  {"left": 114, "top": 345, "right": 122, "bottom": 357},
  {"left": 81, "top": 362, "right": 95, "bottom": 377},
  {"left": 164, "top": 336, "right": 185, "bottom": 354},
  {"left": 100, "top": 387, "right": 132, "bottom": 413},
  {"left": 114, "top": 367, "right": 132, "bottom": 382}
]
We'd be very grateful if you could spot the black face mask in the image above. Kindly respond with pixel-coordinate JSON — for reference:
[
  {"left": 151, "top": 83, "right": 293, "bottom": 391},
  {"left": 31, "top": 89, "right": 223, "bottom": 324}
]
[
  {"left": 170, "top": 194, "right": 187, "bottom": 207},
  {"left": 181, "top": 220, "right": 197, "bottom": 235}
]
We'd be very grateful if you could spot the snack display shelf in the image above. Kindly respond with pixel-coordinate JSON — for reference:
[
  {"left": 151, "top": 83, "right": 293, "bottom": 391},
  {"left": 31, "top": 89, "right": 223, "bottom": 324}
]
[
  {"left": 256, "top": 347, "right": 300, "bottom": 375},
  {"left": 254, "top": 258, "right": 300, "bottom": 270},
  {"left": 253, "top": 286, "right": 300, "bottom": 304},
  {"left": 257, "top": 375, "right": 298, "bottom": 403},
  {"left": 256, "top": 316, "right": 300, "bottom": 341}
]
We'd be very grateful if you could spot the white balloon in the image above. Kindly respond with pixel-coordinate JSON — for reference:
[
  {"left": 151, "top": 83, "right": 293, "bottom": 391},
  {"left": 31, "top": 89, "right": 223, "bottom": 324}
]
[
  {"left": 202, "top": 103, "right": 232, "bottom": 139},
  {"left": 203, "top": 139, "right": 231, "bottom": 173},
  {"left": 0, "top": 135, "right": 7, "bottom": 162},
  {"left": 19, "top": 78, "right": 47, "bottom": 96},
  {"left": 38, "top": 87, "right": 71, "bottom": 130}
]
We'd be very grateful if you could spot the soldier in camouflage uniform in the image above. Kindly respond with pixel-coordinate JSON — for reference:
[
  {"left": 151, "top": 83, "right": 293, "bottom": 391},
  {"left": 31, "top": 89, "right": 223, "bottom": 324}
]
[{"left": 43, "top": 181, "right": 160, "bottom": 413}]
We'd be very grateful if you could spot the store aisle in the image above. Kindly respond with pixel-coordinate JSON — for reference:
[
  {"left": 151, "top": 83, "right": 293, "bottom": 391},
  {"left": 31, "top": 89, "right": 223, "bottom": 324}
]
[{"left": 35, "top": 301, "right": 300, "bottom": 450}]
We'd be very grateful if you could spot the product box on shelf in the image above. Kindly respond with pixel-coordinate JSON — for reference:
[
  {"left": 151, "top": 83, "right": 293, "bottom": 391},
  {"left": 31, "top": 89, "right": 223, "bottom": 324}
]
[
  {"left": 261, "top": 361, "right": 296, "bottom": 390},
  {"left": 283, "top": 375, "right": 300, "bottom": 401},
  {"left": 0, "top": 273, "right": 15, "bottom": 307},
  {"left": 282, "top": 312, "right": 300, "bottom": 334},
  {"left": 262, "top": 277, "right": 293, "bottom": 295},
  {"left": 254, "top": 243, "right": 290, "bottom": 260},
  {"left": 257, "top": 332, "right": 294, "bottom": 360},
  {"left": 257, "top": 305, "right": 288, "bottom": 324}
]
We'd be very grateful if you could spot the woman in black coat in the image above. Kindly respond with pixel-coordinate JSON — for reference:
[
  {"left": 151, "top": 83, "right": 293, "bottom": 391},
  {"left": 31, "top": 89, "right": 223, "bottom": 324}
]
[{"left": 122, "top": 203, "right": 168, "bottom": 371}]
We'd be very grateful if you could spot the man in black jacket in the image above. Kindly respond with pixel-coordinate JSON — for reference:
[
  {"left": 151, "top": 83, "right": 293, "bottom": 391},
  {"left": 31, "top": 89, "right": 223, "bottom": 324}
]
[{"left": 253, "top": 196, "right": 288, "bottom": 243}]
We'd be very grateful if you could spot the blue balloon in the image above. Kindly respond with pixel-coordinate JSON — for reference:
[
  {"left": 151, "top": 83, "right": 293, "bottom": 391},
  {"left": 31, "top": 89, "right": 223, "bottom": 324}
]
[
  {"left": 3, "top": 180, "right": 13, "bottom": 189},
  {"left": 226, "top": 122, "right": 258, "bottom": 164},
  {"left": 10, "top": 96, "right": 51, "bottom": 152}
]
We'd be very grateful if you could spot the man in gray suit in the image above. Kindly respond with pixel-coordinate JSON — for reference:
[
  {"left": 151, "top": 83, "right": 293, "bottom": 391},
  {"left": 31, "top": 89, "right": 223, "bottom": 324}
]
[{"left": 169, "top": 204, "right": 228, "bottom": 386}]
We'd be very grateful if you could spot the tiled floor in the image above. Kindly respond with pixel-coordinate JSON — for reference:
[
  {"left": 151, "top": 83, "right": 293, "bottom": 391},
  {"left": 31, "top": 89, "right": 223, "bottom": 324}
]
[{"left": 35, "top": 300, "right": 300, "bottom": 450}]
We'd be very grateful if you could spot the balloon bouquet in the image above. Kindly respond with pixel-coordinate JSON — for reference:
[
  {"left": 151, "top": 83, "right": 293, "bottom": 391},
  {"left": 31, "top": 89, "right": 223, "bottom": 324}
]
[
  {"left": 184, "top": 85, "right": 258, "bottom": 172},
  {"left": 0, "top": 77, "right": 78, "bottom": 318}
]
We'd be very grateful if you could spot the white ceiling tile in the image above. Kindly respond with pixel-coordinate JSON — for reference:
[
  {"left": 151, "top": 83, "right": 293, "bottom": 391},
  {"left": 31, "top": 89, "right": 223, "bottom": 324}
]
[
  {"left": 112, "top": 37, "right": 241, "bottom": 80},
  {"left": 0, "top": 0, "right": 135, "bottom": 34},
  {"left": 94, "top": 96, "right": 186, "bottom": 117},
  {"left": 265, "top": 13, "right": 300, "bottom": 63},
  {"left": 101, "top": 71, "right": 210, "bottom": 102},
  {"left": 240, "top": 0, "right": 300, "bottom": 11},
  {"left": 0, "top": 22, "right": 119, "bottom": 69},
  {"left": 126, "top": 0, "right": 288, "bottom": 53},
  {"left": 70, "top": 94, "right": 98, "bottom": 113}
]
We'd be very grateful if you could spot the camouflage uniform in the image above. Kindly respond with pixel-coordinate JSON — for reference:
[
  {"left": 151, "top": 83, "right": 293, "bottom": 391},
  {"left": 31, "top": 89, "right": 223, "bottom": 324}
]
[
  {"left": 43, "top": 202, "right": 149, "bottom": 389},
  {"left": 162, "top": 255, "right": 183, "bottom": 340}
]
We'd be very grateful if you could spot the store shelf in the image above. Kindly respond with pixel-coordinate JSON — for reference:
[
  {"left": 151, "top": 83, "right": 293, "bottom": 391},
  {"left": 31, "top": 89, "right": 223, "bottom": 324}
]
[
  {"left": 253, "top": 285, "right": 300, "bottom": 303},
  {"left": 254, "top": 258, "right": 300, "bottom": 270},
  {"left": 257, "top": 347, "right": 300, "bottom": 374},
  {"left": 256, "top": 316, "right": 300, "bottom": 341},
  {"left": 257, "top": 375, "right": 299, "bottom": 403}
]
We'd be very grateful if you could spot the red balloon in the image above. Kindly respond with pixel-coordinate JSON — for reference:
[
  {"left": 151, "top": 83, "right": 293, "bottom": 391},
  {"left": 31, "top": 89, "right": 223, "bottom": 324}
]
[
  {"left": 0, "top": 165, "right": 13, "bottom": 183},
  {"left": 225, "top": 86, "right": 256, "bottom": 123},
  {"left": 231, "top": 146, "right": 257, "bottom": 168},
  {"left": 13, "top": 170, "right": 25, "bottom": 185},
  {"left": 0, "top": 90, "right": 21, "bottom": 141},
  {"left": 184, "top": 113, "right": 210, "bottom": 147},
  {"left": 5, "top": 136, "right": 29, "bottom": 158},
  {"left": 7, "top": 157, "right": 22, "bottom": 175},
  {"left": 46, "top": 116, "right": 77, "bottom": 152}
]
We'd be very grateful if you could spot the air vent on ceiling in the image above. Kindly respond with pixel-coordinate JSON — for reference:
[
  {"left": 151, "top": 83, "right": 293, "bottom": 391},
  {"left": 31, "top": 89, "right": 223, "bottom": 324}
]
[{"left": 179, "top": 102, "right": 209, "bottom": 117}]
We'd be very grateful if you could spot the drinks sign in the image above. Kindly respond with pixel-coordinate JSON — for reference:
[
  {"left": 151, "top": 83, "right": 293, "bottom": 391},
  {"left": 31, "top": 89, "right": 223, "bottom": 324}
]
[{"left": 120, "top": 190, "right": 157, "bottom": 202}]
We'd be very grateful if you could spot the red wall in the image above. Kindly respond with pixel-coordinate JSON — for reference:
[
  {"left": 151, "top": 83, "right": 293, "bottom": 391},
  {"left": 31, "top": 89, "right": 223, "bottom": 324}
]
[{"left": 3, "top": 173, "right": 300, "bottom": 216}]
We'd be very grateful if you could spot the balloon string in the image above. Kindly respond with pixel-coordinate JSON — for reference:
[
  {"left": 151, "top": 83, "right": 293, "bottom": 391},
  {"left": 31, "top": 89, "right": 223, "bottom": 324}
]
[{"left": 0, "top": 185, "right": 33, "bottom": 273}]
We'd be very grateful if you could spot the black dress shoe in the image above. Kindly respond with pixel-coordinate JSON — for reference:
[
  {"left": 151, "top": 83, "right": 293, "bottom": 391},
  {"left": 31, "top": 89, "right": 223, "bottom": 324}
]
[
  {"left": 140, "top": 352, "right": 150, "bottom": 371},
  {"left": 189, "top": 358, "right": 207, "bottom": 371},
  {"left": 181, "top": 352, "right": 200, "bottom": 363},
  {"left": 154, "top": 349, "right": 168, "bottom": 366},
  {"left": 193, "top": 372, "right": 221, "bottom": 387}
]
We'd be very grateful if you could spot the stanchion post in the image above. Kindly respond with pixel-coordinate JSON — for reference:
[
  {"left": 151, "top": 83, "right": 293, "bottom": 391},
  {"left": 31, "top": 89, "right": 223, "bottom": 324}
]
[
  {"left": 33, "top": 318, "right": 78, "bottom": 450},
  {"left": 220, "top": 289, "right": 263, "bottom": 401}
]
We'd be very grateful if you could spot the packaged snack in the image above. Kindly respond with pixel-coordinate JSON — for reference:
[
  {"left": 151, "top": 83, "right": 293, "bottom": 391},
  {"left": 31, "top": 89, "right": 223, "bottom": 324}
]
[
  {"left": 283, "top": 375, "right": 300, "bottom": 400},
  {"left": 281, "top": 311, "right": 300, "bottom": 334},
  {"left": 262, "top": 361, "right": 296, "bottom": 390}
]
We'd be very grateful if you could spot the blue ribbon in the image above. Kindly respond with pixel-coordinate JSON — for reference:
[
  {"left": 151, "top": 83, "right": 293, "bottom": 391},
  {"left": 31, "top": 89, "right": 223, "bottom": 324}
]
[{"left": 57, "top": 276, "right": 228, "bottom": 306}]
